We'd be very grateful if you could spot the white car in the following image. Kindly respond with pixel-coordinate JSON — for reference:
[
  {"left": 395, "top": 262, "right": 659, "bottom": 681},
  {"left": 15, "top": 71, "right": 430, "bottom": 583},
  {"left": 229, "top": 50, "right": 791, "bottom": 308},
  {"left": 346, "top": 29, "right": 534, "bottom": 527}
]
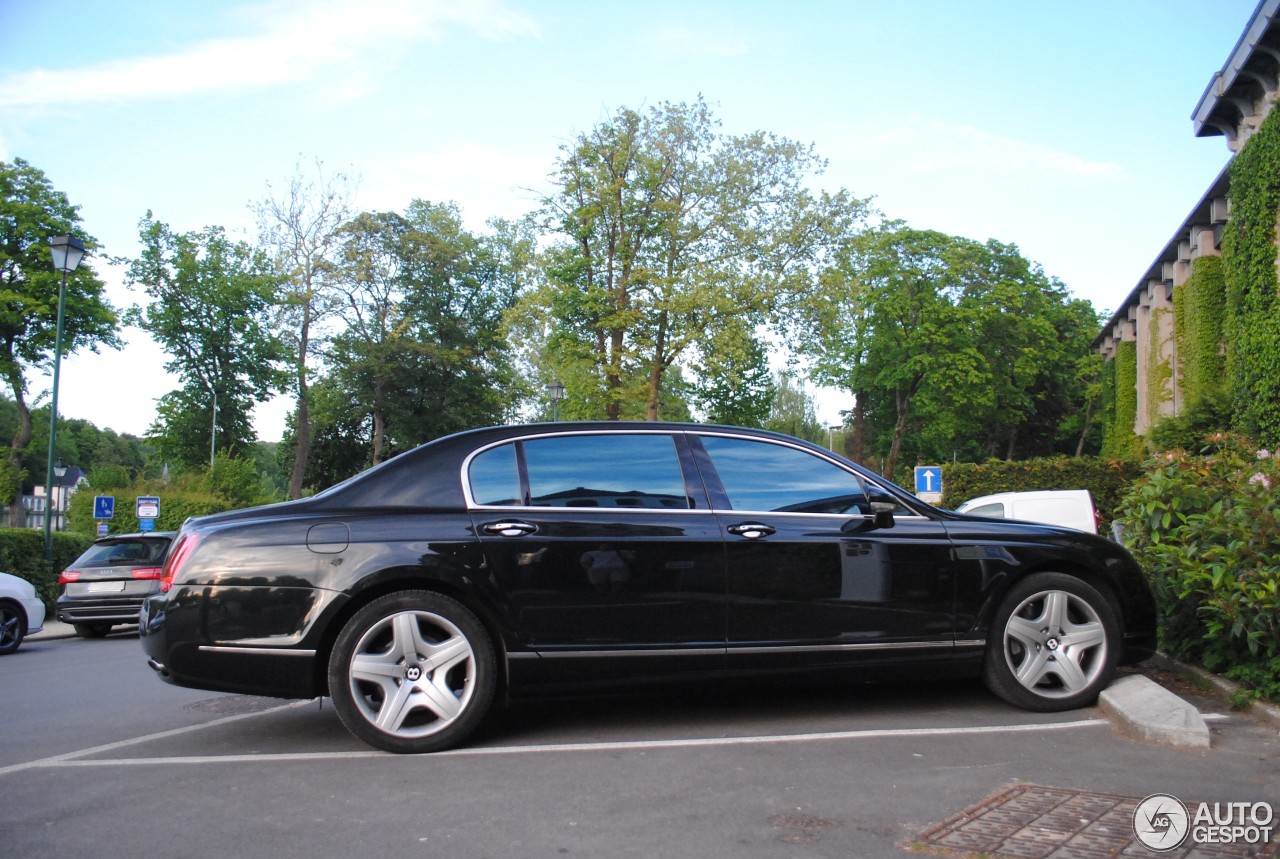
[
  {"left": 955, "top": 489, "right": 1100, "bottom": 534},
  {"left": 0, "top": 572, "right": 46, "bottom": 655}
]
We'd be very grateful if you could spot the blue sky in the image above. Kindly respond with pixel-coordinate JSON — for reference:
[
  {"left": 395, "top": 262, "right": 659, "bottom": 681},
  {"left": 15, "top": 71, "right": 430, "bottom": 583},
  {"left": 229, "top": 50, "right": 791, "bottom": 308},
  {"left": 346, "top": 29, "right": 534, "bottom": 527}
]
[{"left": 0, "top": 0, "right": 1259, "bottom": 441}]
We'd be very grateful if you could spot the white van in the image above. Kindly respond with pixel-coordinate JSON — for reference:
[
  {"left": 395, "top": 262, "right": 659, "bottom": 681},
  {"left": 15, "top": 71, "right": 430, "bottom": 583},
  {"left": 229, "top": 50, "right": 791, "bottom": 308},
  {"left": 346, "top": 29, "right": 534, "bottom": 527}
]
[{"left": 954, "top": 489, "right": 1100, "bottom": 534}]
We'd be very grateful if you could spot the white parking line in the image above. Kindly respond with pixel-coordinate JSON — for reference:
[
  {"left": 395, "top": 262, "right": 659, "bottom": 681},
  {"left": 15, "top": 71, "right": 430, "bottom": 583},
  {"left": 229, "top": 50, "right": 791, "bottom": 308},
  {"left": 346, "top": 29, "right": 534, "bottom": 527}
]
[{"left": 1, "top": 715, "right": 1110, "bottom": 771}]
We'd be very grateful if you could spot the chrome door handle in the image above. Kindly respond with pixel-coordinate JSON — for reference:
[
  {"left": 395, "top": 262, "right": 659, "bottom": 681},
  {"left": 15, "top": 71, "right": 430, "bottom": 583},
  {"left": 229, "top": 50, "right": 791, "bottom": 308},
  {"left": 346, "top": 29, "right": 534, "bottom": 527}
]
[
  {"left": 481, "top": 521, "right": 538, "bottom": 537},
  {"left": 726, "top": 522, "right": 776, "bottom": 540}
]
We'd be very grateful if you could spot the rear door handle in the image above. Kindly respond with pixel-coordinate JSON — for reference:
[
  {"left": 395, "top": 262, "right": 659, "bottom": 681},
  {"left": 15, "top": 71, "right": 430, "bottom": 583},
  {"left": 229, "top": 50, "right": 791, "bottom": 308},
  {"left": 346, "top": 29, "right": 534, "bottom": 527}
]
[
  {"left": 726, "top": 522, "right": 776, "bottom": 540},
  {"left": 481, "top": 521, "right": 538, "bottom": 537}
]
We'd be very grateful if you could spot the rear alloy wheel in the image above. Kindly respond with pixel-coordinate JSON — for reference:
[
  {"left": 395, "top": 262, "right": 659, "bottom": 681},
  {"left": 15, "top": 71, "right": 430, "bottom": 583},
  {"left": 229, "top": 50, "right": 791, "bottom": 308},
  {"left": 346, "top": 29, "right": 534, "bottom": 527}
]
[
  {"left": 0, "top": 601, "right": 25, "bottom": 655},
  {"left": 73, "top": 622, "right": 112, "bottom": 638},
  {"left": 982, "top": 572, "right": 1119, "bottom": 711},
  {"left": 328, "top": 591, "right": 496, "bottom": 754}
]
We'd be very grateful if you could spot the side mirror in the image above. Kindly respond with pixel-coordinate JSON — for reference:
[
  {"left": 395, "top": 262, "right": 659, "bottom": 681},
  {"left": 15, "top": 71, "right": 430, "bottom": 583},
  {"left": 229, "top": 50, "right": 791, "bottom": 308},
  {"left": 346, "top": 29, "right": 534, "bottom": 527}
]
[
  {"left": 870, "top": 501, "right": 896, "bottom": 530},
  {"left": 842, "top": 502, "right": 896, "bottom": 533}
]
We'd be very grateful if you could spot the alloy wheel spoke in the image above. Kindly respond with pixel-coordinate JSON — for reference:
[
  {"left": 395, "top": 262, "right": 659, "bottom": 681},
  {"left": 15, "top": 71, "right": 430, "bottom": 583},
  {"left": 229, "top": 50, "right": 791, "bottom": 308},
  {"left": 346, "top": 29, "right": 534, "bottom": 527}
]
[
  {"left": 1015, "top": 647, "right": 1052, "bottom": 686},
  {"left": 1006, "top": 616, "right": 1044, "bottom": 650},
  {"left": 417, "top": 673, "right": 463, "bottom": 722},
  {"left": 424, "top": 635, "right": 471, "bottom": 675},
  {"left": 1062, "top": 620, "right": 1106, "bottom": 652},
  {"left": 351, "top": 650, "right": 404, "bottom": 684},
  {"left": 374, "top": 681, "right": 419, "bottom": 732},
  {"left": 391, "top": 613, "right": 427, "bottom": 664},
  {"left": 1043, "top": 591, "right": 1070, "bottom": 633},
  {"left": 1050, "top": 650, "right": 1090, "bottom": 692}
]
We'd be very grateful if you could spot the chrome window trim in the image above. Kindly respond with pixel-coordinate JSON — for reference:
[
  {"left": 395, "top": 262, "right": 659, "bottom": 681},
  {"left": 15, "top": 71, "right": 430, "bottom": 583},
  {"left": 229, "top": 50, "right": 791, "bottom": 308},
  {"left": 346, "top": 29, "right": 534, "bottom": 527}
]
[
  {"left": 462, "top": 429, "right": 697, "bottom": 512},
  {"left": 460, "top": 427, "right": 929, "bottom": 519}
]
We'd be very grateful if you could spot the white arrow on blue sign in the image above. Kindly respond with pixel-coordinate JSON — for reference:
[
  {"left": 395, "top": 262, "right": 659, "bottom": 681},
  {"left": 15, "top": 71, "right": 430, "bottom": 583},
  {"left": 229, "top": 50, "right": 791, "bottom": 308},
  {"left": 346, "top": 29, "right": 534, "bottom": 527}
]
[{"left": 914, "top": 466, "right": 943, "bottom": 494}]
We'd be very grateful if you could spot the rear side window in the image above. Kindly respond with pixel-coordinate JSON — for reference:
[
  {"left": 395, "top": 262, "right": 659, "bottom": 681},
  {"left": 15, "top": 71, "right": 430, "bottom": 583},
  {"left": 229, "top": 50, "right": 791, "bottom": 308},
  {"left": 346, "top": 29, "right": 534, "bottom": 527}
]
[
  {"left": 75, "top": 539, "right": 168, "bottom": 566},
  {"left": 469, "top": 434, "right": 691, "bottom": 509},
  {"left": 700, "top": 435, "right": 868, "bottom": 514},
  {"left": 524, "top": 435, "right": 689, "bottom": 509}
]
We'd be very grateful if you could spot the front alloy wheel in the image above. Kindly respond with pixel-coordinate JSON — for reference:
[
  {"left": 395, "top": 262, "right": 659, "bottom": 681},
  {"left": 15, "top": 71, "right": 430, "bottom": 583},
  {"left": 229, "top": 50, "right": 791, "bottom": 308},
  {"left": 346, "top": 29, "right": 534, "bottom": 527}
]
[
  {"left": 328, "top": 591, "right": 496, "bottom": 753},
  {"left": 0, "top": 602, "right": 25, "bottom": 655},
  {"left": 983, "top": 572, "right": 1119, "bottom": 711}
]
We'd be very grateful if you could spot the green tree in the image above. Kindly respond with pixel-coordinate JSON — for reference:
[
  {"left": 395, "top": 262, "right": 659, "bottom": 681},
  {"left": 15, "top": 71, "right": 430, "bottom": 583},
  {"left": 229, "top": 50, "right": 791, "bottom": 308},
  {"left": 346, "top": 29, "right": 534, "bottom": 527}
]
[
  {"left": 252, "top": 159, "right": 354, "bottom": 499},
  {"left": 125, "top": 214, "right": 287, "bottom": 468},
  {"left": 763, "top": 369, "right": 824, "bottom": 444},
  {"left": 327, "top": 202, "right": 531, "bottom": 465},
  {"left": 794, "top": 225, "right": 1099, "bottom": 479},
  {"left": 0, "top": 158, "right": 120, "bottom": 521},
  {"left": 537, "top": 98, "right": 866, "bottom": 421}
]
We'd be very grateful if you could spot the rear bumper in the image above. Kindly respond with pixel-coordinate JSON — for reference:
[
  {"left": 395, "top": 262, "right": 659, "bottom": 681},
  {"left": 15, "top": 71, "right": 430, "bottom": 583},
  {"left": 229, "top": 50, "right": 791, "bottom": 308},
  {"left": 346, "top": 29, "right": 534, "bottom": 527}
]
[
  {"left": 139, "top": 589, "right": 326, "bottom": 699},
  {"left": 57, "top": 595, "right": 145, "bottom": 625}
]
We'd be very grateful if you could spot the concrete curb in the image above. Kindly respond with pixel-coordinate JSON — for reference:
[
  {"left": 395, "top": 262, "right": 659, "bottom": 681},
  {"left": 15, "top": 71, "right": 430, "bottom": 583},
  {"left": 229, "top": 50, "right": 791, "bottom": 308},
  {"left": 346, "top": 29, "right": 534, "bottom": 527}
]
[
  {"left": 1148, "top": 651, "right": 1280, "bottom": 731},
  {"left": 1098, "top": 674, "right": 1210, "bottom": 748}
]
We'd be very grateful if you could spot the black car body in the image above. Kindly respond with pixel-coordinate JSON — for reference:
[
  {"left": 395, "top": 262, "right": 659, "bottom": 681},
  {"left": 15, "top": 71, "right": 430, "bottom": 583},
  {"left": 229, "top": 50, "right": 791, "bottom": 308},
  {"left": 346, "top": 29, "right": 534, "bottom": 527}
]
[
  {"left": 141, "top": 423, "right": 1156, "bottom": 753},
  {"left": 58, "top": 532, "right": 176, "bottom": 637}
]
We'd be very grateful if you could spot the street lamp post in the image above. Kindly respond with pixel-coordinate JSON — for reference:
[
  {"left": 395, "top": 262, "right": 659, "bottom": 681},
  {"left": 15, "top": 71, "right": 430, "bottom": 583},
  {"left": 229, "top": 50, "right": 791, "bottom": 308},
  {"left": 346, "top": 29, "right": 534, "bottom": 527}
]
[
  {"left": 44, "top": 236, "right": 86, "bottom": 560},
  {"left": 546, "top": 381, "right": 565, "bottom": 421}
]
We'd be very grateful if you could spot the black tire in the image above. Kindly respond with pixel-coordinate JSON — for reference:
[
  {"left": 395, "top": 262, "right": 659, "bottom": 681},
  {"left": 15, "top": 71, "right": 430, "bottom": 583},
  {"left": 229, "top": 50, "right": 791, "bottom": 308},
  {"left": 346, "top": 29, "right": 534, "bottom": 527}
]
[
  {"left": 74, "top": 622, "right": 112, "bottom": 639},
  {"left": 328, "top": 590, "right": 497, "bottom": 754},
  {"left": 0, "top": 600, "right": 26, "bottom": 655},
  {"left": 982, "top": 572, "right": 1120, "bottom": 712}
]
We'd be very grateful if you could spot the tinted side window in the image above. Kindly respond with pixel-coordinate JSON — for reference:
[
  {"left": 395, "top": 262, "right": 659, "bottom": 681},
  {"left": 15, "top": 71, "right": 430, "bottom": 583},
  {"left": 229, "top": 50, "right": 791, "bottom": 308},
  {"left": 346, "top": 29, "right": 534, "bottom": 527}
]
[
  {"left": 469, "top": 443, "right": 522, "bottom": 506},
  {"left": 700, "top": 436, "right": 868, "bottom": 514},
  {"left": 523, "top": 435, "right": 689, "bottom": 509},
  {"left": 966, "top": 502, "right": 1007, "bottom": 519}
]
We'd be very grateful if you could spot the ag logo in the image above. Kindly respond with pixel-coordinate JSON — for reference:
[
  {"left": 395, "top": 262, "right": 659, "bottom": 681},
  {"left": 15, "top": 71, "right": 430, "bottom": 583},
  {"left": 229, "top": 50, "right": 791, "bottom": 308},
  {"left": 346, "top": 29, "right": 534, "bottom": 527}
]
[{"left": 1133, "top": 794, "right": 1190, "bottom": 851}]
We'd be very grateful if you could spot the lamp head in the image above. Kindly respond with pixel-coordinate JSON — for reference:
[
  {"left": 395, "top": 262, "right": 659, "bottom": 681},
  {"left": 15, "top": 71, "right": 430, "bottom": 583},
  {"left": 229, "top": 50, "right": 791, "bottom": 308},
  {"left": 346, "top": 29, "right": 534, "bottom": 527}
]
[{"left": 49, "top": 236, "right": 87, "bottom": 274}]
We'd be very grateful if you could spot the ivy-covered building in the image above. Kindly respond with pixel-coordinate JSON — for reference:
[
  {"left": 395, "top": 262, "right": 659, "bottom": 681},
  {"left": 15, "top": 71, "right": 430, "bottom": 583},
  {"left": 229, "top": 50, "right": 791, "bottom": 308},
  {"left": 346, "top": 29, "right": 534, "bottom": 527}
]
[{"left": 1096, "top": 0, "right": 1280, "bottom": 452}]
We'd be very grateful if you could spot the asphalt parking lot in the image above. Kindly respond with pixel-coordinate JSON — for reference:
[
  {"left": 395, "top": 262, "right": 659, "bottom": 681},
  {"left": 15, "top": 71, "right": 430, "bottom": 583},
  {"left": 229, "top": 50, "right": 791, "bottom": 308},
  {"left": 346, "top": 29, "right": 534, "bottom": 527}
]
[{"left": 2, "top": 629, "right": 1276, "bottom": 859}]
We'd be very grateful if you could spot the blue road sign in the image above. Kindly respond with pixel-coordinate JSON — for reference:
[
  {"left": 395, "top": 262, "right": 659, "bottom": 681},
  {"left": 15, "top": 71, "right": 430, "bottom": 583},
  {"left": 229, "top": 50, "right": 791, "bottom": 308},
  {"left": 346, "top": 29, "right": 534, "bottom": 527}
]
[
  {"left": 914, "top": 466, "right": 943, "bottom": 495},
  {"left": 139, "top": 518, "right": 155, "bottom": 532},
  {"left": 93, "top": 495, "right": 115, "bottom": 519},
  {"left": 96, "top": 521, "right": 109, "bottom": 537}
]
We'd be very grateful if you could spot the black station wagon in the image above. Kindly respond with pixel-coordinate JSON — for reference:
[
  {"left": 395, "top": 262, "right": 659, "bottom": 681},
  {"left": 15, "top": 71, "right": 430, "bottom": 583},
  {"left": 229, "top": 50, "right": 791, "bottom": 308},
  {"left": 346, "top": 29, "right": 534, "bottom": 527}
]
[{"left": 141, "top": 423, "right": 1156, "bottom": 753}]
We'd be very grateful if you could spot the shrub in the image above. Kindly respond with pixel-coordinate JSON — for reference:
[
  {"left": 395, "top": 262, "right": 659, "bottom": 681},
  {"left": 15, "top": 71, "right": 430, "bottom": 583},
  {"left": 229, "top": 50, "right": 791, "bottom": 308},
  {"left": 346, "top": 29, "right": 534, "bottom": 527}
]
[
  {"left": 0, "top": 528, "right": 93, "bottom": 610},
  {"left": 1117, "top": 433, "right": 1280, "bottom": 701}
]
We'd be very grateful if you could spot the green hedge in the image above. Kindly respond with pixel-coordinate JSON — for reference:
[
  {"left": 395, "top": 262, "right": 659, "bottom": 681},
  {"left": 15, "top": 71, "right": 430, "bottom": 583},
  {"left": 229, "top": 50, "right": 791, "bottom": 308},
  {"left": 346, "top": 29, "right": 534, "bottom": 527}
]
[
  {"left": 0, "top": 528, "right": 93, "bottom": 610},
  {"left": 1174, "top": 255, "right": 1228, "bottom": 410},
  {"left": 1117, "top": 434, "right": 1280, "bottom": 702},
  {"left": 941, "top": 456, "right": 1142, "bottom": 532}
]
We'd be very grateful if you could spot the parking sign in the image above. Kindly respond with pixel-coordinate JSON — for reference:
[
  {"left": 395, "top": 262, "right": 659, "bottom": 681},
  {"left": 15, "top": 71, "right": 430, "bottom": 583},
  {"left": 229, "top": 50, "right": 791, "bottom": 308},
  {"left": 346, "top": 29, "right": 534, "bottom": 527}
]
[{"left": 136, "top": 496, "right": 160, "bottom": 520}]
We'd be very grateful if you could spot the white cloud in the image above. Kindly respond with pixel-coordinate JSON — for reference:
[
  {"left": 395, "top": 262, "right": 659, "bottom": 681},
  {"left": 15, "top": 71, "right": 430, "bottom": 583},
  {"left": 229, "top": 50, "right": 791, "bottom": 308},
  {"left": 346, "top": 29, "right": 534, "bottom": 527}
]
[
  {"left": 362, "top": 141, "right": 555, "bottom": 226},
  {"left": 641, "top": 27, "right": 749, "bottom": 59},
  {"left": 0, "top": 0, "right": 540, "bottom": 108},
  {"left": 870, "top": 118, "right": 1124, "bottom": 181}
]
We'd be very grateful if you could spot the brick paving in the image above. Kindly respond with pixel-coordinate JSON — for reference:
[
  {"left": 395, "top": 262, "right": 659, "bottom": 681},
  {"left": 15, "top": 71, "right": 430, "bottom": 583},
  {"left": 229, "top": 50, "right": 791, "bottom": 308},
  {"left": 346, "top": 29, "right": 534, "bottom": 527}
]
[{"left": 914, "top": 784, "right": 1276, "bottom": 859}]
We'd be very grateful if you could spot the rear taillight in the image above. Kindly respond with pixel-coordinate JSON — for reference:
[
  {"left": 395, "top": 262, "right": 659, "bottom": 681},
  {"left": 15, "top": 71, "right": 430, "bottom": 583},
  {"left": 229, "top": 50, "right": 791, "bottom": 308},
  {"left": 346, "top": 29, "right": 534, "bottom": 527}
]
[
  {"left": 132, "top": 567, "right": 164, "bottom": 580},
  {"left": 59, "top": 570, "right": 81, "bottom": 584},
  {"left": 160, "top": 532, "right": 200, "bottom": 593}
]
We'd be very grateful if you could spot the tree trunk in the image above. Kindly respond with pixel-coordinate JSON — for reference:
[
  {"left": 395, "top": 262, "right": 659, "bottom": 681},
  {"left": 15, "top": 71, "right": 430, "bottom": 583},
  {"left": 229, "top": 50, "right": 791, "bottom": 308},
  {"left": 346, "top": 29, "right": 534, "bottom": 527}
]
[
  {"left": 287, "top": 307, "right": 312, "bottom": 499},
  {"left": 885, "top": 389, "right": 910, "bottom": 483},
  {"left": 3, "top": 362, "right": 32, "bottom": 527},
  {"left": 850, "top": 393, "right": 866, "bottom": 463},
  {"left": 1075, "top": 399, "right": 1096, "bottom": 458}
]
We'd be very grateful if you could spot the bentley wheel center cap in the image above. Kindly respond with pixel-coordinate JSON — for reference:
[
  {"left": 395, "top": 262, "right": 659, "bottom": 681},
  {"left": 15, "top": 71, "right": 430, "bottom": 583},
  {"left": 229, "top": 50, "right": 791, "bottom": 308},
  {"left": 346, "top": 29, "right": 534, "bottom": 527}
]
[
  {"left": 405, "top": 665, "right": 423, "bottom": 681},
  {"left": 1045, "top": 637, "right": 1060, "bottom": 651}
]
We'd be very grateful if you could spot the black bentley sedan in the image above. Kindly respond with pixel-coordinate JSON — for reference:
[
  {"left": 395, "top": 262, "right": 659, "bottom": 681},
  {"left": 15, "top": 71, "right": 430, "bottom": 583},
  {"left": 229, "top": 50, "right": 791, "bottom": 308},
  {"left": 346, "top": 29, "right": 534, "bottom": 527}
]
[{"left": 141, "top": 423, "right": 1156, "bottom": 753}]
